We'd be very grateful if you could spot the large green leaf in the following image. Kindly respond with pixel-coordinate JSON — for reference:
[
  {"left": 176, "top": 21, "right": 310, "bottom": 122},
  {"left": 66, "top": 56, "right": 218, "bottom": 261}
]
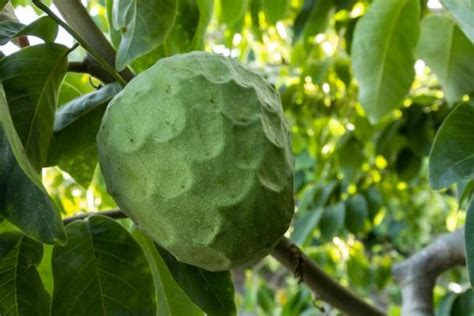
[
  {"left": 131, "top": 0, "right": 213, "bottom": 73},
  {"left": 0, "top": 16, "right": 58, "bottom": 45},
  {"left": 0, "top": 232, "right": 50, "bottom": 316},
  {"left": 0, "top": 82, "right": 66, "bottom": 245},
  {"left": 1, "top": 43, "right": 69, "bottom": 169},
  {"left": 157, "top": 245, "right": 236, "bottom": 316},
  {"left": 113, "top": 0, "right": 178, "bottom": 70},
  {"left": 51, "top": 216, "right": 156, "bottom": 315},
  {"left": 132, "top": 230, "right": 203, "bottom": 316},
  {"left": 429, "top": 101, "right": 474, "bottom": 189},
  {"left": 47, "top": 83, "right": 121, "bottom": 188},
  {"left": 417, "top": 14, "right": 474, "bottom": 103},
  {"left": 352, "top": 0, "right": 420, "bottom": 122},
  {"left": 440, "top": 0, "right": 474, "bottom": 42}
]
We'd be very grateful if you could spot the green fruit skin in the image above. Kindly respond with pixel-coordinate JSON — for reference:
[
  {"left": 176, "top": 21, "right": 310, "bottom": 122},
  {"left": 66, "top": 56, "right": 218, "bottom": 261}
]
[{"left": 97, "top": 51, "right": 294, "bottom": 271}]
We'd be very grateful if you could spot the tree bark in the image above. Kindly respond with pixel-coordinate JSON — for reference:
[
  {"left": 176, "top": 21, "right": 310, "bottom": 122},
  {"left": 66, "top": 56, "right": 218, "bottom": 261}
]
[{"left": 392, "top": 228, "right": 465, "bottom": 315}]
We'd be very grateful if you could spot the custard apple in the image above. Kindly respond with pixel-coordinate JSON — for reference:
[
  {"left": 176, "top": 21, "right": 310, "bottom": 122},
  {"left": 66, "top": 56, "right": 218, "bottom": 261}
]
[{"left": 97, "top": 51, "right": 294, "bottom": 271}]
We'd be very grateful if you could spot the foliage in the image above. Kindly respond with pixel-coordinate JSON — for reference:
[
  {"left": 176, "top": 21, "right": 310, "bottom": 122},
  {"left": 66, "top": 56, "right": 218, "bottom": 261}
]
[{"left": 0, "top": 0, "right": 473, "bottom": 314}]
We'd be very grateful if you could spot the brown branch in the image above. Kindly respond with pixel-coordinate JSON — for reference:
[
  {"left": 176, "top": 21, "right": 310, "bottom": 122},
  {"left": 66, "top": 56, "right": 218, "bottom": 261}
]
[
  {"left": 68, "top": 55, "right": 115, "bottom": 84},
  {"left": 63, "top": 209, "right": 126, "bottom": 225},
  {"left": 272, "top": 237, "right": 385, "bottom": 316},
  {"left": 392, "top": 228, "right": 465, "bottom": 315},
  {"left": 64, "top": 210, "right": 385, "bottom": 316}
]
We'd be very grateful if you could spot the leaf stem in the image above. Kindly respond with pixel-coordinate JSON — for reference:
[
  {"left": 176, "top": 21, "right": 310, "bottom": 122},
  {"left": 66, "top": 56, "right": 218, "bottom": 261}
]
[{"left": 32, "top": 0, "right": 127, "bottom": 87}]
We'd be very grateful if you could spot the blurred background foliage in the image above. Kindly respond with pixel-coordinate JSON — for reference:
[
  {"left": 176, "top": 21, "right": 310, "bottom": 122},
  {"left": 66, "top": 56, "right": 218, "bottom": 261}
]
[{"left": 5, "top": 0, "right": 471, "bottom": 314}]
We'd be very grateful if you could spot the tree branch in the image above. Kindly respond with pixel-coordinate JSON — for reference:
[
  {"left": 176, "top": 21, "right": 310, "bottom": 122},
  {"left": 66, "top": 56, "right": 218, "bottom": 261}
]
[
  {"left": 272, "top": 237, "right": 385, "bottom": 316},
  {"left": 64, "top": 210, "right": 385, "bottom": 316},
  {"left": 68, "top": 55, "right": 115, "bottom": 84},
  {"left": 392, "top": 228, "right": 465, "bottom": 315}
]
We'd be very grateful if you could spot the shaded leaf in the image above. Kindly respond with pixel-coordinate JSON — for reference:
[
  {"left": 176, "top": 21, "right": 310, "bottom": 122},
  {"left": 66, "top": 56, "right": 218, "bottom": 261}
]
[
  {"left": 292, "top": 0, "right": 316, "bottom": 42},
  {"left": 113, "top": 0, "right": 178, "bottom": 70},
  {"left": 352, "top": 0, "right": 420, "bottom": 122},
  {"left": 345, "top": 194, "right": 368, "bottom": 234},
  {"left": 132, "top": 230, "right": 203, "bottom": 316},
  {"left": 440, "top": 0, "right": 474, "bottom": 42},
  {"left": 218, "top": 0, "right": 248, "bottom": 25},
  {"left": 458, "top": 179, "right": 474, "bottom": 207},
  {"left": 58, "top": 73, "right": 96, "bottom": 106},
  {"left": 47, "top": 83, "right": 121, "bottom": 187},
  {"left": 51, "top": 216, "right": 156, "bottom": 315},
  {"left": 0, "top": 232, "right": 50, "bottom": 316},
  {"left": 417, "top": 14, "right": 474, "bottom": 103},
  {"left": 451, "top": 289, "right": 474, "bottom": 315},
  {"left": 465, "top": 200, "right": 474, "bottom": 287},
  {"left": 319, "top": 202, "right": 346, "bottom": 240},
  {"left": 291, "top": 208, "right": 324, "bottom": 245},
  {"left": 1, "top": 43, "right": 69, "bottom": 169},
  {"left": 395, "top": 147, "right": 422, "bottom": 181},
  {"left": 0, "top": 16, "right": 58, "bottom": 45},
  {"left": 429, "top": 101, "right": 474, "bottom": 189},
  {"left": 0, "top": 82, "right": 66, "bottom": 245},
  {"left": 262, "top": 0, "right": 289, "bottom": 24},
  {"left": 338, "top": 135, "right": 365, "bottom": 183},
  {"left": 291, "top": 182, "right": 337, "bottom": 245},
  {"left": 157, "top": 245, "right": 236, "bottom": 316},
  {"left": 131, "top": 0, "right": 213, "bottom": 73}
]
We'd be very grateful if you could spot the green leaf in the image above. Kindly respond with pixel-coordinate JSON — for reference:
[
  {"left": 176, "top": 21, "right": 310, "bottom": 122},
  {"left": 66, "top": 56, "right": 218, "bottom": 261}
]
[
  {"left": 458, "top": 180, "right": 474, "bottom": 207},
  {"left": 345, "top": 194, "right": 368, "bottom": 234},
  {"left": 51, "top": 216, "right": 156, "bottom": 315},
  {"left": 0, "top": 16, "right": 58, "bottom": 45},
  {"left": 417, "top": 14, "right": 474, "bottom": 103},
  {"left": 156, "top": 245, "right": 236, "bottom": 316},
  {"left": 352, "top": 0, "right": 420, "bottom": 122},
  {"left": 218, "top": 0, "right": 248, "bottom": 25},
  {"left": 291, "top": 182, "right": 337, "bottom": 245},
  {"left": 302, "top": 0, "right": 334, "bottom": 40},
  {"left": 113, "top": 0, "right": 178, "bottom": 70},
  {"left": 47, "top": 83, "right": 121, "bottom": 188},
  {"left": 440, "top": 0, "right": 474, "bottom": 42},
  {"left": 0, "top": 82, "right": 66, "bottom": 245},
  {"left": 451, "top": 289, "right": 474, "bottom": 315},
  {"left": 0, "top": 232, "right": 50, "bottom": 316},
  {"left": 262, "top": 0, "right": 289, "bottom": 24},
  {"left": 131, "top": 0, "right": 213, "bottom": 73},
  {"left": 1, "top": 43, "right": 69, "bottom": 169},
  {"left": 292, "top": 0, "right": 316, "bottom": 42},
  {"left": 58, "top": 73, "right": 96, "bottom": 106},
  {"left": 338, "top": 135, "right": 365, "bottom": 183},
  {"left": 132, "top": 230, "right": 203, "bottom": 316},
  {"left": 465, "top": 200, "right": 474, "bottom": 287},
  {"left": 319, "top": 202, "right": 346, "bottom": 240},
  {"left": 429, "top": 101, "right": 474, "bottom": 189}
]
